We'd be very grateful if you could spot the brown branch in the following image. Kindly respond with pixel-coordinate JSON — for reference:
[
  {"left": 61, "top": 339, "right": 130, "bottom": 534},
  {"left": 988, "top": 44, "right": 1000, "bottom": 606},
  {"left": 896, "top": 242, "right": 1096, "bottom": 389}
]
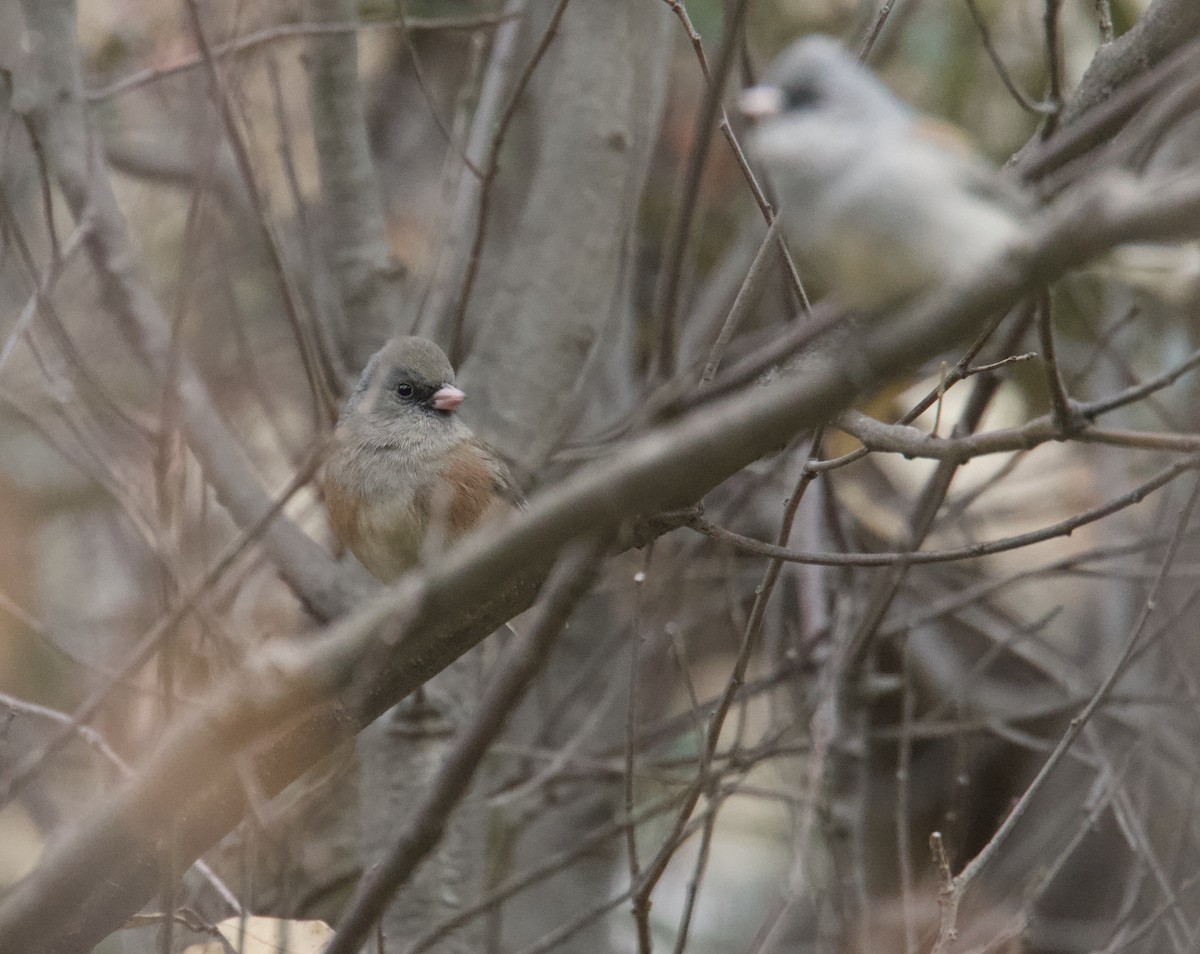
[
  {"left": 838, "top": 408, "right": 1200, "bottom": 459},
  {"left": 1016, "top": 19, "right": 1200, "bottom": 182},
  {"left": 689, "top": 452, "right": 1200, "bottom": 567},
  {"left": 86, "top": 14, "right": 514, "bottom": 101}
]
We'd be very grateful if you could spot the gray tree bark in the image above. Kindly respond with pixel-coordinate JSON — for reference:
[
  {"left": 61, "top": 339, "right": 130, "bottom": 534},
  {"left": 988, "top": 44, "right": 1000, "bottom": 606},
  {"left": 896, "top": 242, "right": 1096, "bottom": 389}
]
[{"left": 306, "top": 0, "right": 406, "bottom": 371}]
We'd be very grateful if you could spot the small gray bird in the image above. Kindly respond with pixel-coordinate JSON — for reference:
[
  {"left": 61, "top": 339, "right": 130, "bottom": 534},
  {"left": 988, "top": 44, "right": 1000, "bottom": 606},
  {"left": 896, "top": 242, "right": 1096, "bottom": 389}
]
[
  {"left": 323, "top": 337, "right": 522, "bottom": 581},
  {"left": 741, "top": 36, "right": 1028, "bottom": 309}
]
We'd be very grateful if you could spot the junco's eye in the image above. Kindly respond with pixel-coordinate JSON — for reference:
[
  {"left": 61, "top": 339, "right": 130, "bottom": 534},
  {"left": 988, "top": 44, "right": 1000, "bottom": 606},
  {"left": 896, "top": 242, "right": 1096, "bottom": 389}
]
[{"left": 396, "top": 383, "right": 414, "bottom": 398}]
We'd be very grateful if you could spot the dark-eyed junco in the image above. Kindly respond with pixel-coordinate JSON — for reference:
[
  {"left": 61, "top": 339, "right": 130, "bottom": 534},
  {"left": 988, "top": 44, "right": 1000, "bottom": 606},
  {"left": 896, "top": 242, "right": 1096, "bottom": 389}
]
[
  {"left": 740, "top": 35, "right": 1029, "bottom": 309},
  {"left": 323, "top": 336, "right": 523, "bottom": 582}
]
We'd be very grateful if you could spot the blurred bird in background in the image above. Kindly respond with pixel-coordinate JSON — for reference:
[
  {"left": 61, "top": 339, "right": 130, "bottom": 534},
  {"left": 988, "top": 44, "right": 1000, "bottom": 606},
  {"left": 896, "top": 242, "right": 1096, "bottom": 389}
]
[{"left": 740, "top": 35, "right": 1030, "bottom": 310}]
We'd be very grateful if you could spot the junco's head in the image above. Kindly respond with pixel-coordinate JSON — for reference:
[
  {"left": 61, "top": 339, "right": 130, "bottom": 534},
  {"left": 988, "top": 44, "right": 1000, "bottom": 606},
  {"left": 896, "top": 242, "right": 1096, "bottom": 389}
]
[
  {"left": 740, "top": 36, "right": 1028, "bottom": 309},
  {"left": 324, "top": 336, "right": 520, "bottom": 581},
  {"left": 339, "top": 335, "right": 467, "bottom": 442}
]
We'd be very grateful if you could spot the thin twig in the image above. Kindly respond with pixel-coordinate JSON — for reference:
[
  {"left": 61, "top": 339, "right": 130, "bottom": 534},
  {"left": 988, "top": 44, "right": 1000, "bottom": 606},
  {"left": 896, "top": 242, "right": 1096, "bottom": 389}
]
[
  {"left": 689, "top": 453, "right": 1200, "bottom": 567},
  {"left": 672, "top": 790, "right": 721, "bottom": 954},
  {"left": 1095, "top": 0, "right": 1115, "bottom": 42},
  {"left": 17, "top": 108, "right": 61, "bottom": 261},
  {"left": 631, "top": 429, "right": 823, "bottom": 909},
  {"left": 0, "top": 189, "right": 152, "bottom": 440},
  {"left": 1042, "top": 0, "right": 1066, "bottom": 138},
  {"left": 654, "top": 0, "right": 755, "bottom": 378},
  {"left": 929, "top": 832, "right": 957, "bottom": 954},
  {"left": 403, "top": 790, "right": 690, "bottom": 953},
  {"left": 0, "top": 442, "right": 331, "bottom": 807},
  {"left": 700, "top": 216, "right": 783, "bottom": 384},
  {"left": 964, "top": 0, "right": 1054, "bottom": 116},
  {"left": 181, "top": 0, "right": 334, "bottom": 428},
  {"left": 626, "top": 548, "right": 651, "bottom": 954},
  {"left": 323, "top": 538, "right": 607, "bottom": 954},
  {"left": 896, "top": 641, "right": 919, "bottom": 954},
  {"left": 658, "top": 0, "right": 809, "bottom": 313},
  {"left": 929, "top": 473, "right": 1200, "bottom": 952},
  {"left": 87, "top": 14, "right": 514, "bottom": 101},
  {"left": 966, "top": 352, "right": 1038, "bottom": 375},
  {"left": 1078, "top": 342, "right": 1200, "bottom": 419},
  {"left": 266, "top": 55, "right": 345, "bottom": 396},
  {"left": 395, "top": 0, "right": 484, "bottom": 179},
  {"left": 716, "top": 122, "right": 810, "bottom": 313},
  {"left": 0, "top": 219, "right": 89, "bottom": 374},
  {"left": 416, "top": 0, "right": 524, "bottom": 339},
  {"left": 859, "top": 0, "right": 900, "bottom": 63},
  {"left": 1035, "top": 288, "right": 1075, "bottom": 432}
]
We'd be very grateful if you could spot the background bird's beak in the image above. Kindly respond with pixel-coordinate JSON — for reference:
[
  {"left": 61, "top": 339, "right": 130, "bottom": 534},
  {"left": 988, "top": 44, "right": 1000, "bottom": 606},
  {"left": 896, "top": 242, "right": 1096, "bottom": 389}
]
[
  {"left": 430, "top": 385, "right": 466, "bottom": 412},
  {"left": 738, "top": 85, "right": 783, "bottom": 119}
]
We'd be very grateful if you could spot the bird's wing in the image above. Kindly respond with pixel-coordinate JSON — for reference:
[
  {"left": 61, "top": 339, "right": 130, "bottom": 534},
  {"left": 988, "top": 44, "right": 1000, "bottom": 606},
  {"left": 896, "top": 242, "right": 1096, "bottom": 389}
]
[
  {"left": 912, "top": 117, "right": 1032, "bottom": 214},
  {"left": 480, "top": 441, "right": 527, "bottom": 511}
]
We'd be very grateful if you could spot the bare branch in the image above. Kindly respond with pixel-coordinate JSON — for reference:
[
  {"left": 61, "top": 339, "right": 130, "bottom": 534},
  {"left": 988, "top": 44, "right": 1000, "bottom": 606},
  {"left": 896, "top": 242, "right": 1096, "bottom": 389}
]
[
  {"left": 325, "top": 539, "right": 607, "bottom": 954},
  {"left": 16, "top": 0, "right": 357, "bottom": 618}
]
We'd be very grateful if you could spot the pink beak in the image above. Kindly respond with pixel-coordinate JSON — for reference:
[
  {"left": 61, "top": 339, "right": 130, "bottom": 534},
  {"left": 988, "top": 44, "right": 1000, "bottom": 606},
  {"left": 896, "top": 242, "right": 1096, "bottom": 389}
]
[
  {"left": 430, "top": 385, "right": 465, "bottom": 413},
  {"left": 738, "top": 85, "right": 783, "bottom": 120}
]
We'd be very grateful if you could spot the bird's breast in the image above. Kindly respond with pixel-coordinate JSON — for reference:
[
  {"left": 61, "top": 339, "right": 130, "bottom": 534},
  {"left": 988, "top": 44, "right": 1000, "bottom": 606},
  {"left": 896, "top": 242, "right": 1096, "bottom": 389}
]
[{"left": 323, "top": 440, "right": 429, "bottom": 581}]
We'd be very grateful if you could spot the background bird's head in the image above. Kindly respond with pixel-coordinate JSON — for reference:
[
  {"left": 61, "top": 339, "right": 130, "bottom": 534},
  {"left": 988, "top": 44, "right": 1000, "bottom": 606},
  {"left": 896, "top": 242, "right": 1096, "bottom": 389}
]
[{"left": 739, "top": 35, "right": 912, "bottom": 129}]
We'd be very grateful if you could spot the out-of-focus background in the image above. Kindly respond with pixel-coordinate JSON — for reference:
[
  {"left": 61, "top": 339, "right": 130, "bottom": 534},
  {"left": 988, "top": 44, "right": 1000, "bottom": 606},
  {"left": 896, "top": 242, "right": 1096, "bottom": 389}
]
[{"left": 4, "top": 0, "right": 1200, "bottom": 951}]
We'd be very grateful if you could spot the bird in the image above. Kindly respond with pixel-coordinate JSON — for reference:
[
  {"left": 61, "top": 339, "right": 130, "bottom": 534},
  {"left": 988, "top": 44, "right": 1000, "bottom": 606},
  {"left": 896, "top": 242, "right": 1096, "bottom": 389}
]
[
  {"left": 740, "top": 35, "right": 1029, "bottom": 310},
  {"left": 322, "top": 336, "right": 523, "bottom": 582}
]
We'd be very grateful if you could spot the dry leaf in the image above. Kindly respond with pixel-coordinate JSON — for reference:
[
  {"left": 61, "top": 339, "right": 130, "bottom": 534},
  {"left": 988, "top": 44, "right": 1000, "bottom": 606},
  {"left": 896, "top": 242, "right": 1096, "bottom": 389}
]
[{"left": 181, "top": 916, "right": 334, "bottom": 954}]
